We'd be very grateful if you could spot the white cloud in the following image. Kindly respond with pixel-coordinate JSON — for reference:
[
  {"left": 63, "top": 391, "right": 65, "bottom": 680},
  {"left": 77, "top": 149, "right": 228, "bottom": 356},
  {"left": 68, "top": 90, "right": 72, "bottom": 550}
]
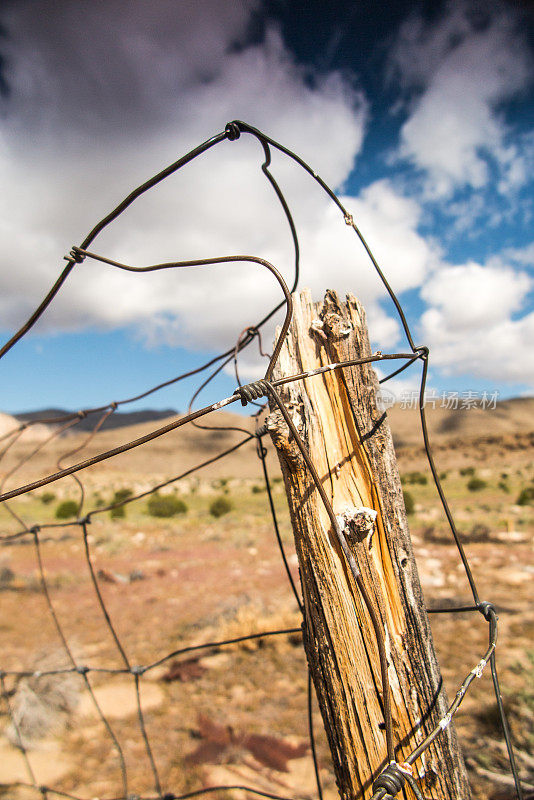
[
  {"left": 420, "top": 260, "right": 533, "bottom": 386},
  {"left": 389, "top": 1, "right": 533, "bottom": 198},
  {"left": 0, "top": 0, "right": 442, "bottom": 371},
  {"left": 500, "top": 241, "right": 534, "bottom": 269},
  {"left": 0, "top": 0, "right": 371, "bottom": 355},
  {"left": 2, "top": 0, "right": 530, "bottom": 399}
]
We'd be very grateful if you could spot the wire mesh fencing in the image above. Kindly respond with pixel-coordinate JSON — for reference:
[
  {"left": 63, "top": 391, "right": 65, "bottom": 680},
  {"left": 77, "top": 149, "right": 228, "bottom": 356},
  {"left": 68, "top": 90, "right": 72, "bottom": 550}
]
[{"left": 0, "top": 120, "right": 528, "bottom": 800}]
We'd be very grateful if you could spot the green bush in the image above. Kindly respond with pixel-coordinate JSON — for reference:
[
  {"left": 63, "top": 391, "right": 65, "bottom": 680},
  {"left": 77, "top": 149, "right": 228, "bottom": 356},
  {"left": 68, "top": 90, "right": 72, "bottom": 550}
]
[
  {"left": 498, "top": 481, "right": 510, "bottom": 493},
  {"left": 469, "top": 524, "right": 491, "bottom": 542},
  {"left": 403, "top": 490, "right": 415, "bottom": 515},
  {"left": 516, "top": 486, "right": 534, "bottom": 506},
  {"left": 404, "top": 471, "right": 427, "bottom": 485},
  {"left": 113, "top": 488, "right": 133, "bottom": 504},
  {"left": 251, "top": 485, "right": 263, "bottom": 494},
  {"left": 209, "top": 496, "right": 233, "bottom": 518},
  {"left": 439, "top": 471, "right": 448, "bottom": 481},
  {"left": 460, "top": 466, "right": 476, "bottom": 476},
  {"left": 41, "top": 491, "right": 56, "bottom": 505},
  {"left": 467, "top": 477, "right": 487, "bottom": 492},
  {"left": 110, "top": 505, "right": 126, "bottom": 520},
  {"left": 147, "top": 493, "right": 188, "bottom": 518},
  {"left": 108, "top": 489, "right": 133, "bottom": 520},
  {"left": 55, "top": 500, "right": 79, "bottom": 519}
]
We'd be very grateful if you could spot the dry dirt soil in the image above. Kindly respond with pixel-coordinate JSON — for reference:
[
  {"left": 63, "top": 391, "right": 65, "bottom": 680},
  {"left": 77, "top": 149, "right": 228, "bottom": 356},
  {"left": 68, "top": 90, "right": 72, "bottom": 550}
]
[{"left": 0, "top": 400, "right": 532, "bottom": 800}]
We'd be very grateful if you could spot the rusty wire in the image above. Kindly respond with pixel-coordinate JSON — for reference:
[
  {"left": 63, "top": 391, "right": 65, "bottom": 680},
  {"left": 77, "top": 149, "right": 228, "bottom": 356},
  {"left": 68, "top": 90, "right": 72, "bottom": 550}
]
[{"left": 0, "top": 119, "right": 525, "bottom": 800}]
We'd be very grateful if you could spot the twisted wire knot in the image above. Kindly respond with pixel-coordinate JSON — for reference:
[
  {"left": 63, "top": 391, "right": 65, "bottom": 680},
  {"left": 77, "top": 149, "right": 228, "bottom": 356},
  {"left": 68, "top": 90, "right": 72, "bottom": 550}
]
[
  {"left": 414, "top": 345, "right": 429, "bottom": 359},
  {"left": 478, "top": 600, "right": 496, "bottom": 621},
  {"left": 372, "top": 763, "right": 407, "bottom": 799},
  {"left": 64, "top": 247, "right": 85, "bottom": 264},
  {"left": 225, "top": 121, "right": 241, "bottom": 141},
  {"left": 234, "top": 379, "right": 269, "bottom": 406},
  {"left": 255, "top": 422, "right": 269, "bottom": 438}
]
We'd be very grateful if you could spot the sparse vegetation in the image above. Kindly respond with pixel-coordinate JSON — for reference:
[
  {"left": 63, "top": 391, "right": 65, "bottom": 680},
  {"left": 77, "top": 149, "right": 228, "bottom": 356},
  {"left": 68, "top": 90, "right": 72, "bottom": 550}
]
[
  {"left": 468, "top": 523, "right": 491, "bottom": 542},
  {"left": 110, "top": 505, "right": 126, "bottom": 520},
  {"left": 55, "top": 500, "right": 79, "bottom": 519},
  {"left": 114, "top": 488, "right": 133, "bottom": 503},
  {"left": 109, "top": 488, "right": 133, "bottom": 519},
  {"left": 516, "top": 486, "right": 534, "bottom": 506},
  {"left": 251, "top": 485, "right": 263, "bottom": 494},
  {"left": 209, "top": 496, "right": 233, "bottom": 518},
  {"left": 40, "top": 491, "right": 56, "bottom": 505},
  {"left": 403, "top": 471, "right": 427, "bottom": 485},
  {"left": 467, "top": 477, "right": 487, "bottom": 492},
  {"left": 147, "top": 493, "right": 188, "bottom": 518},
  {"left": 460, "top": 466, "right": 476, "bottom": 476},
  {"left": 498, "top": 481, "right": 510, "bottom": 493},
  {"left": 0, "top": 565, "right": 14, "bottom": 588},
  {"left": 403, "top": 490, "right": 415, "bottom": 515}
]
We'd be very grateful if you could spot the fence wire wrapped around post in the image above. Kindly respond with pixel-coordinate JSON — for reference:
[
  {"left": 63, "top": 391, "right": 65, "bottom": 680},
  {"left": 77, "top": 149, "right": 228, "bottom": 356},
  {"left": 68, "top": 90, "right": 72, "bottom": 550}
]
[{"left": 0, "top": 120, "right": 526, "bottom": 800}]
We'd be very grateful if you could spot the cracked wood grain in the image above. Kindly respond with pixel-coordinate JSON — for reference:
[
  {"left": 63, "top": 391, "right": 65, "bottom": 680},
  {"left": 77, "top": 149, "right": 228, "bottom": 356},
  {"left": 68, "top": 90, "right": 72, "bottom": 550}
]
[{"left": 268, "top": 289, "right": 470, "bottom": 800}]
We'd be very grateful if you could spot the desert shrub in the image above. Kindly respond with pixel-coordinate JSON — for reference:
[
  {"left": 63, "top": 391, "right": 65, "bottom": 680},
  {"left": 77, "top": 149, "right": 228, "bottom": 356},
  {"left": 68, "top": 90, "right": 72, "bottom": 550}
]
[
  {"left": 468, "top": 524, "right": 491, "bottom": 542},
  {"left": 41, "top": 492, "right": 56, "bottom": 505},
  {"left": 460, "top": 466, "right": 476, "bottom": 476},
  {"left": 0, "top": 565, "right": 14, "bottom": 587},
  {"left": 421, "top": 526, "right": 449, "bottom": 544},
  {"left": 404, "top": 471, "right": 427, "bottom": 485},
  {"left": 110, "top": 505, "right": 125, "bottom": 520},
  {"left": 467, "top": 477, "right": 487, "bottom": 492},
  {"left": 403, "top": 490, "right": 415, "bottom": 515},
  {"left": 498, "top": 481, "right": 510, "bottom": 493},
  {"left": 516, "top": 486, "right": 534, "bottom": 506},
  {"left": 114, "top": 488, "right": 133, "bottom": 503},
  {"left": 55, "top": 500, "right": 79, "bottom": 519},
  {"left": 147, "top": 493, "right": 188, "bottom": 518},
  {"left": 439, "top": 471, "right": 448, "bottom": 481},
  {"left": 209, "top": 496, "right": 233, "bottom": 518},
  {"left": 109, "top": 488, "right": 133, "bottom": 519},
  {"left": 251, "top": 485, "right": 263, "bottom": 494}
]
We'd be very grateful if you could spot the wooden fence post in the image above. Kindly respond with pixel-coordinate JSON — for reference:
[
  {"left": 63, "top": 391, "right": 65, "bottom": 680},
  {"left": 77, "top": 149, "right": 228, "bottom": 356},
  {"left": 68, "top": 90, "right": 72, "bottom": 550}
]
[{"left": 268, "top": 289, "right": 470, "bottom": 800}]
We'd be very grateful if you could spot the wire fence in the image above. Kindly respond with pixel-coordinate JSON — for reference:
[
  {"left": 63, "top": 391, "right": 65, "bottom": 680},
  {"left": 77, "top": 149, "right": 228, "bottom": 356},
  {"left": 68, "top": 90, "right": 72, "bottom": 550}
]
[{"left": 0, "top": 120, "right": 526, "bottom": 800}]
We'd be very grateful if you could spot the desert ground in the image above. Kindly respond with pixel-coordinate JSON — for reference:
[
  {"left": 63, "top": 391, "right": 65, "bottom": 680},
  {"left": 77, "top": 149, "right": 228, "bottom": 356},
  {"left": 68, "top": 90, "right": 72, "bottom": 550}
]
[{"left": 0, "top": 398, "right": 532, "bottom": 800}]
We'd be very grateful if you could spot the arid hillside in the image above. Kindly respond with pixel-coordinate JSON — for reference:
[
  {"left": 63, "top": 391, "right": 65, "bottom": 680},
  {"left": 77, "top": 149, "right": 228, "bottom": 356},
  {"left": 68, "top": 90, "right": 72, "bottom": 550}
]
[
  {"left": 1, "top": 397, "right": 532, "bottom": 486},
  {"left": 0, "top": 398, "right": 532, "bottom": 800}
]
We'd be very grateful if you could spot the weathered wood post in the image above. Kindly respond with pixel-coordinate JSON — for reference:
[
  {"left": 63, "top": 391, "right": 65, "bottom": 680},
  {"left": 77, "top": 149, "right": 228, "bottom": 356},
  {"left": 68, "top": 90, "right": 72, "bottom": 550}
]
[{"left": 268, "top": 289, "right": 470, "bottom": 800}]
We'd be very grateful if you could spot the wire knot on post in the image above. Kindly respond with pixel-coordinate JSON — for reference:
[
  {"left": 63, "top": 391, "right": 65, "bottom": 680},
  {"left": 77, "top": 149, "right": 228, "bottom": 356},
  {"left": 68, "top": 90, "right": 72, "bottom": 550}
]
[
  {"left": 234, "top": 379, "right": 269, "bottom": 406},
  {"left": 371, "top": 762, "right": 407, "bottom": 800},
  {"left": 255, "top": 422, "right": 269, "bottom": 438}
]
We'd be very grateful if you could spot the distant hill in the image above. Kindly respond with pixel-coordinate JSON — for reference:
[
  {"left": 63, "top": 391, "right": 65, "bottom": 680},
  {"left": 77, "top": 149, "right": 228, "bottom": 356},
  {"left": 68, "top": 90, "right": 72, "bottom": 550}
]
[
  {"left": 387, "top": 396, "right": 534, "bottom": 449},
  {"left": 14, "top": 407, "right": 179, "bottom": 432},
  {"left": 3, "top": 397, "right": 532, "bottom": 479}
]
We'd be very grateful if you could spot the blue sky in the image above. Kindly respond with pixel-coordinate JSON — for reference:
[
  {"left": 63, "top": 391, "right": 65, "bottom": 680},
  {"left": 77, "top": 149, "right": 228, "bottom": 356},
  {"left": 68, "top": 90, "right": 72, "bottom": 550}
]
[{"left": 0, "top": 0, "right": 533, "bottom": 414}]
